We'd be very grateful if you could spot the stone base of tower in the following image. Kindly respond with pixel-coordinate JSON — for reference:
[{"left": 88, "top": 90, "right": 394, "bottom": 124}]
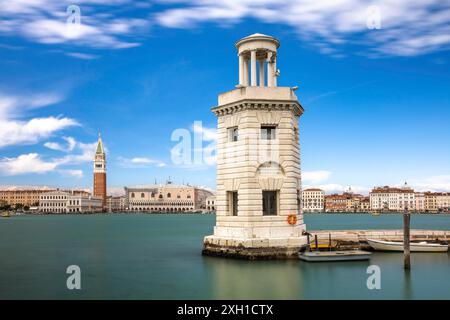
[
  {"left": 202, "top": 225, "right": 307, "bottom": 259},
  {"left": 202, "top": 235, "right": 308, "bottom": 260}
]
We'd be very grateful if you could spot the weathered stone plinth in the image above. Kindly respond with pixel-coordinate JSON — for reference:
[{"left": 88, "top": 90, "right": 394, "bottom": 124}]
[{"left": 202, "top": 235, "right": 308, "bottom": 259}]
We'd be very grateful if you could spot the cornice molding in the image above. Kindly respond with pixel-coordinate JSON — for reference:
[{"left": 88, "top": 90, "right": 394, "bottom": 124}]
[{"left": 211, "top": 100, "right": 304, "bottom": 117}]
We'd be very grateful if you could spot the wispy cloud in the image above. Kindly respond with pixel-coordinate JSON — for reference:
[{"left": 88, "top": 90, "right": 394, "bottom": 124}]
[
  {"left": 0, "top": 153, "right": 58, "bottom": 175},
  {"left": 44, "top": 136, "right": 77, "bottom": 152},
  {"left": 0, "top": 91, "right": 78, "bottom": 148},
  {"left": 118, "top": 156, "right": 166, "bottom": 168},
  {"left": 65, "top": 52, "right": 99, "bottom": 60},
  {"left": 0, "top": 0, "right": 150, "bottom": 50},
  {"left": 303, "top": 170, "right": 332, "bottom": 183},
  {"left": 0, "top": 137, "right": 97, "bottom": 176},
  {"left": 410, "top": 175, "right": 450, "bottom": 192},
  {"left": 154, "top": 0, "right": 450, "bottom": 57},
  {"left": 58, "top": 169, "right": 83, "bottom": 178}
]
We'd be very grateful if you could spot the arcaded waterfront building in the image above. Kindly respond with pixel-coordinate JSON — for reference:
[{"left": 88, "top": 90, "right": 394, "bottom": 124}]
[
  {"left": 93, "top": 133, "right": 107, "bottom": 209},
  {"left": 205, "top": 196, "right": 216, "bottom": 211},
  {"left": 124, "top": 183, "right": 214, "bottom": 212},
  {"left": 203, "top": 33, "right": 307, "bottom": 258},
  {"left": 301, "top": 188, "right": 325, "bottom": 212},
  {"left": 107, "top": 196, "right": 127, "bottom": 212}
]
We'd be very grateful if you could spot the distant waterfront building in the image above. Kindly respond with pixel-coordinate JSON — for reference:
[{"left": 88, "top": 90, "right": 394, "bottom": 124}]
[
  {"left": 423, "top": 192, "right": 450, "bottom": 213},
  {"left": 301, "top": 188, "right": 324, "bottom": 212},
  {"left": 424, "top": 192, "right": 438, "bottom": 212},
  {"left": 205, "top": 196, "right": 216, "bottom": 211},
  {"left": 0, "top": 188, "right": 89, "bottom": 208},
  {"left": 325, "top": 193, "right": 350, "bottom": 212},
  {"left": 324, "top": 189, "right": 364, "bottom": 213},
  {"left": 107, "top": 196, "right": 127, "bottom": 212},
  {"left": 93, "top": 133, "right": 107, "bottom": 209},
  {"left": 415, "top": 192, "right": 425, "bottom": 212},
  {"left": 0, "top": 189, "right": 51, "bottom": 207},
  {"left": 39, "top": 190, "right": 102, "bottom": 213},
  {"left": 124, "top": 182, "right": 213, "bottom": 212},
  {"left": 360, "top": 196, "right": 370, "bottom": 211},
  {"left": 435, "top": 192, "right": 450, "bottom": 213},
  {"left": 370, "top": 183, "right": 415, "bottom": 212}
]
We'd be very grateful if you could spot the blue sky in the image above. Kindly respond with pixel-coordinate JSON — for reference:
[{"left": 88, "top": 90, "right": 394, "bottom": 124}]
[{"left": 0, "top": 0, "right": 449, "bottom": 195}]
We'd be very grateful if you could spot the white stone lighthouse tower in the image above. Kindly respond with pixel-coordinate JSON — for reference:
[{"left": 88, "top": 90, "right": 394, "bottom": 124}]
[{"left": 203, "top": 33, "right": 307, "bottom": 259}]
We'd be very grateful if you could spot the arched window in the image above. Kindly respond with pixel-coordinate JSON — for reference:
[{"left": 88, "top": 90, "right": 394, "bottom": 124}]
[
  {"left": 177, "top": 194, "right": 180, "bottom": 198},
  {"left": 141, "top": 193, "right": 145, "bottom": 198},
  {"left": 131, "top": 193, "right": 135, "bottom": 198},
  {"left": 151, "top": 193, "right": 155, "bottom": 198},
  {"left": 167, "top": 193, "right": 171, "bottom": 198},
  {"left": 187, "top": 194, "right": 191, "bottom": 199},
  {"left": 159, "top": 194, "right": 163, "bottom": 199}
]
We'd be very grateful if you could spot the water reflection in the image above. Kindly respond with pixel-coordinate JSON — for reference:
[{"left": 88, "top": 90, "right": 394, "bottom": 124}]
[{"left": 203, "top": 257, "right": 302, "bottom": 299}]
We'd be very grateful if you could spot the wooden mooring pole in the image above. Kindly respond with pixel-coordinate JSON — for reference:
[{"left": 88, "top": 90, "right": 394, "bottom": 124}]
[{"left": 403, "top": 211, "right": 411, "bottom": 270}]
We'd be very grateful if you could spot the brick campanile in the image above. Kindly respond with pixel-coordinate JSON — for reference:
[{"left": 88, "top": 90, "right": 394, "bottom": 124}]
[{"left": 93, "top": 133, "right": 107, "bottom": 209}]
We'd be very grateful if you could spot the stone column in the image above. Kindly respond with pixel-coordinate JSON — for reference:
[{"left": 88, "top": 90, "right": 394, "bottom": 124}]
[
  {"left": 267, "top": 51, "right": 273, "bottom": 87},
  {"left": 243, "top": 57, "right": 249, "bottom": 86},
  {"left": 259, "top": 60, "right": 265, "bottom": 87},
  {"left": 238, "top": 54, "right": 244, "bottom": 86},
  {"left": 251, "top": 50, "right": 257, "bottom": 86},
  {"left": 272, "top": 56, "right": 277, "bottom": 87}
]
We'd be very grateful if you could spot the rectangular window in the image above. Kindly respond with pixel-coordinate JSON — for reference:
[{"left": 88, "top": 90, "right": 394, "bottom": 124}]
[
  {"left": 263, "top": 191, "right": 278, "bottom": 215},
  {"left": 261, "top": 126, "right": 276, "bottom": 140},
  {"left": 228, "top": 127, "right": 238, "bottom": 142},
  {"left": 228, "top": 191, "right": 238, "bottom": 216}
]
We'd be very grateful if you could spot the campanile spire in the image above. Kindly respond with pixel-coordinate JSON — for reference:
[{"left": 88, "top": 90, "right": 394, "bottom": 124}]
[{"left": 93, "top": 132, "right": 107, "bottom": 209}]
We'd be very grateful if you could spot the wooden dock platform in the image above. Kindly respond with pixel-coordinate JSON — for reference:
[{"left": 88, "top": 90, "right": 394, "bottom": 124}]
[{"left": 308, "top": 229, "right": 450, "bottom": 250}]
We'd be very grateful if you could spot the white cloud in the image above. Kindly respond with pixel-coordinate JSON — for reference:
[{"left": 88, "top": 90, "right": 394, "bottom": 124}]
[
  {"left": 0, "top": 153, "right": 58, "bottom": 175},
  {"left": 0, "top": 1, "right": 149, "bottom": 49},
  {"left": 59, "top": 169, "right": 83, "bottom": 178},
  {"left": 304, "top": 183, "right": 370, "bottom": 195},
  {"left": 0, "top": 117, "right": 79, "bottom": 148},
  {"left": 1, "top": 0, "right": 448, "bottom": 56},
  {"left": 302, "top": 170, "right": 332, "bottom": 183},
  {"left": 119, "top": 156, "right": 166, "bottom": 168},
  {"left": 130, "top": 157, "right": 154, "bottom": 164},
  {"left": 0, "top": 136, "right": 98, "bottom": 177},
  {"left": 154, "top": 0, "right": 450, "bottom": 57},
  {"left": 44, "top": 136, "right": 77, "bottom": 152},
  {"left": 65, "top": 52, "right": 99, "bottom": 60},
  {"left": 0, "top": 91, "right": 77, "bottom": 148},
  {"left": 0, "top": 92, "right": 63, "bottom": 117},
  {"left": 410, "top": 175, "right": 450, "bottom": 192}
]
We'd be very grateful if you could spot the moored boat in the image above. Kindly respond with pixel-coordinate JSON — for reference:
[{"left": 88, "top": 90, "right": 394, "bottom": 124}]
[
  {"left": 299, "top": 250, "right": 372, "bottom": 262},
  {"left": 367, "top": 239, "right": 448, "bottom": 252}
]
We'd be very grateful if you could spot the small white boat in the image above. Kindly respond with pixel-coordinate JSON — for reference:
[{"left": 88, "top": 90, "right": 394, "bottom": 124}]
[
  {"left": 367, "top": 239, "right": 448, "bottom": 252},
  {"left": 299, "top": 250, "right": 372, "bottom": 262}
]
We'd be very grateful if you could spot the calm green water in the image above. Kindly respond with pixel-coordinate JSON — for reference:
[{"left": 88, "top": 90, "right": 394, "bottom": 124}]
[{"left": 1, "top": 214, "right": 449, "bottom": 300}]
